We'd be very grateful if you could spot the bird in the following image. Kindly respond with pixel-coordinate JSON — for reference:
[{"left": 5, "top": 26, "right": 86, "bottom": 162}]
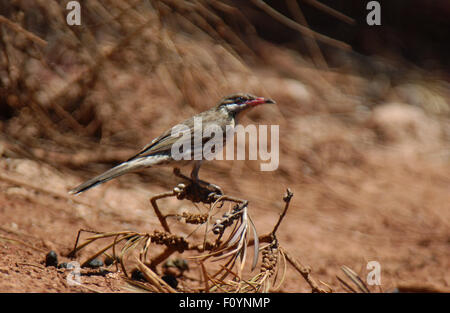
[{"left": 69, "top": 93, "right": 275, "bottom": 195}]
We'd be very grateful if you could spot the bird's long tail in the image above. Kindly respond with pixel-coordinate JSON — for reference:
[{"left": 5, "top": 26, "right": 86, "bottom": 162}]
[{"left": 69, "top": 160, "right": 145, "bottom": 195}]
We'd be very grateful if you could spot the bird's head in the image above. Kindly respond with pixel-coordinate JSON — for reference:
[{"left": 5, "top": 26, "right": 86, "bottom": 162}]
[{"left": 216, "top": 93, "right": 275, "bottom": 117}]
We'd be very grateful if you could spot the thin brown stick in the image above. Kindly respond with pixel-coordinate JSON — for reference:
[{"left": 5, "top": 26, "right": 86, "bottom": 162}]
[
  {"left": 303, "top": 0, "right": 355, "bottom": 25},
  {"left": 150, "top": 191, "right": 175, "bottom": 232},
  {"left": 149, "top": 247, "right": 177, "bottom": 269},
  {"left": 0, "top": 15, "right": 47, "bottom": 47},
  {"left": 341, "top": 265, "right": 370, "bottom": 293},
  {"left": 137, "top": 258, "right": 178, "bottom": 293},
  {"left": 285, "top": 0, "right": 328, "bottom": 69},
  {"left": 281, "top": 247, "right": 327, "bottom": 293},
  {"left": 271, "top": 188, "right": 293, "bottom": 235},
  {"left": 336, "top": 275, "right": 357, "bottom": 293},
  {"left": 250, "top": 0, "right": 351, "bottom": 51}
]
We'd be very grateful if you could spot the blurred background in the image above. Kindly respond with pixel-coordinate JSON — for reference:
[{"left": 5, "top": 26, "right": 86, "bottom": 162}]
[{"left": 0, "top": 0, "right": 448, "bottom": 292}]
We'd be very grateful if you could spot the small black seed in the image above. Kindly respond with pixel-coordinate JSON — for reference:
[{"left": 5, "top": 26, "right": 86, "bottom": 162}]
[
  {"left": 131, "top": 269, "right": 146, "bottom": 282},
  {"left": 162, "top": 274, "right": 178, "bottom": 289},
  {"left": 45, "top": 251, "right": 58, "bottom": 267},
  {"left": 57, "top": 262, "right": 68, "bottom": 269},
  {"left": 85, "top": 258, "right": 103, "bottom": 269},
  {"left": 104, "top": 256, "right": 117, "bottom": 266},
  {"left": 173, "top": 259, "right": 189, "bottom": 271}
]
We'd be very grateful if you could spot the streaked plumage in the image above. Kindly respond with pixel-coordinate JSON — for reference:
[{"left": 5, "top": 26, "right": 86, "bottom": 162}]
[{"left": 69, "top": 93, "right": 275, "bottom": 194}]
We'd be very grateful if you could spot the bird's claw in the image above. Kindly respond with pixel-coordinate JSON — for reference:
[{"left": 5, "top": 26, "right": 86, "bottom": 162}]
[
  {"left": 172, "top": 168, "right": 223, "bottom": 203},
  {"left": 206, "top": 183, "right": 223, "bottom": 196}
]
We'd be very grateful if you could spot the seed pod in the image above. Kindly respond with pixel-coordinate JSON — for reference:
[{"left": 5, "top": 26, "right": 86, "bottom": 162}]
[
  {"left": 181, "top": 212, "right": 209, "bottom": 224},
  {"left": 260, "top": 240, "right": 279, "bottom": 278},
  {"left": 151, "top": 230, "right": 189, "bottom": 252},
  {"left": 85, "top": 258, "right": 103, "bottom": 269}
]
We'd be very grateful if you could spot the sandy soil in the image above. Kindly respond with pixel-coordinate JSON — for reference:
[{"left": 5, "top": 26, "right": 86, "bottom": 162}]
[
  {"left": 0, "top": 125, "right": 448, "bottom": 292},
  {"left": 0, "top": 1, "right": 449, "bottom": 293}
]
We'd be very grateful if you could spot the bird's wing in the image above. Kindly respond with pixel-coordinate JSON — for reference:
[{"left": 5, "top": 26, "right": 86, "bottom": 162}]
[
  {"left": 126, "top": 113, "right": 215, "bottom": 161},
  {"left": 126, "top": 127, "right": 182, "bottom": 161},
  {"left": 127, "top": 110, "right": 230, "bottom": 161}
]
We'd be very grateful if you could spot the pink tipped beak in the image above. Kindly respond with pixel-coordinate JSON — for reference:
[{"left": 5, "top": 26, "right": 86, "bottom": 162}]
[{"left": 247, "top": 97, "right": 276, "bottom": 106}]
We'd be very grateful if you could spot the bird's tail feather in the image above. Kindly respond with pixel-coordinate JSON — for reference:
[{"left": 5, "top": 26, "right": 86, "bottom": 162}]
[{"left": 69, "top": 161, "right": 145, "bottom": 195}]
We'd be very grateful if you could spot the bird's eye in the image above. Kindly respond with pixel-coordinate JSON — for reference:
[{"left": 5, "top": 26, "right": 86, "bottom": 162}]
[{"left": 237, "top": 96, "right": 245, "bottom": 103}]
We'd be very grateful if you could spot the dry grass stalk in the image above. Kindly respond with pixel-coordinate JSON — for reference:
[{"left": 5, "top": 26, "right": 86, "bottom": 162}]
[
  {"left": 336, "top": 265, "right": 392, "bottom": 293},
  {"left": 136, "top": 258, "right": 178, "bottom": 293},
  {"left": 250, "top": 0, "right": 351, "bottom": 51},
  {"left": 66, "top": 180, "right": 326, "bottom": 293},
  {"left": 339, "top": 265, "right": 370, "bottom": 293},
  {"left": 0, "top": 15, "right": 48, "bottom": 47}
]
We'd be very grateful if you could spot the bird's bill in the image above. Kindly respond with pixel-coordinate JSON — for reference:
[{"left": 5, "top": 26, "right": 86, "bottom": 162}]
[{"left": 247, "top": 97, "right": 276, "bottom": 107}]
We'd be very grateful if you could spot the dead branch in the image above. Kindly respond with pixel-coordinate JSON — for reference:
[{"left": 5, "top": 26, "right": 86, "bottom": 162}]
[
  {"left": 0, "top": 15, "right": 47, "bottom": 47},
  {"left": 250, "top": 0, "right": 352, "bottom": 51},
  {"left": 281, "top": 247, "right": 327, "bottom": 293}
]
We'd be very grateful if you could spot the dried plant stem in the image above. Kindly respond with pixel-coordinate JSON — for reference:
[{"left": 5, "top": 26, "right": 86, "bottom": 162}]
[
  {"left": 337, "top": 275, "right": 357, "bottom": 293},
  {"left": 149, "top": 247, "right": 176, "bottom": 269},
  {"left": 250, "top": 0, "right": 351, "bottom": 51},
  {"left": 302, "top": 0, "right": 355, "bottom": 25},
  {"left": 150, "top": 191, "right": 175, "bottom": 233},
  {"left": 0, "top": 16, "right": 47, "bottom": 47},
  {"left": 281, "top": 247, "right": 327, "bottom": 293},
  {"left": 67, "top": 182, "right": 326, "bottom": 293},
  {"left": 340, "top": 265, "right": 370, "bottom": 293},
  {"left": 272, "top": 188, "right": 293, "bottom": 235},
  {"left": 136, "top": 258, "right": 178, "bottom": 293},
  {"left": 285, "top": 0, "right": 327, "bottom": 69},
  {"left": 247, "top": 188, "right": 293, "bottom": 245}
]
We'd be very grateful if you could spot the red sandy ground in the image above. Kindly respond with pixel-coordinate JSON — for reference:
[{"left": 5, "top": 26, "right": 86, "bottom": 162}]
[
  {"left": 1, "top": 0, "right": 449, "bottom": 294},
  {"left": 0, "top": 138, "right": 448, "bottom": 292}
]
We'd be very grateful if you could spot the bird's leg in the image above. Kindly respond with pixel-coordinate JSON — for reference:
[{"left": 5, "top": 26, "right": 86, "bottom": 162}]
[
  {"left": 190, "top": 161, "right": 202, "bottom": 182},
  {"left": 173, "top": 167, "right": 191, "bottom": 181},
  {"left": 172, "top": 165, "right": 223, "bottom": 203},
  {"left": 190, "top": 161, "right": 223, "bottom": 195}
]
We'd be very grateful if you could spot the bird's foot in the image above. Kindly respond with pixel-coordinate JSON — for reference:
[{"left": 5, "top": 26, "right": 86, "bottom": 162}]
[
  {"left": 172, "top": 168, "right": 223, "bottom": 203},
  {"left": 173, "top": 168, "right": 190, "bottom": 181},
  {"left": 200, "top": 181, "right": 223, "bottom": 196}
]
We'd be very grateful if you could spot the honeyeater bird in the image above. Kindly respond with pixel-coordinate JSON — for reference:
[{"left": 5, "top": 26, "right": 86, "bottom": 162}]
[{"left": 69, "top": 93, "right": 275, "bottom": 195}]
